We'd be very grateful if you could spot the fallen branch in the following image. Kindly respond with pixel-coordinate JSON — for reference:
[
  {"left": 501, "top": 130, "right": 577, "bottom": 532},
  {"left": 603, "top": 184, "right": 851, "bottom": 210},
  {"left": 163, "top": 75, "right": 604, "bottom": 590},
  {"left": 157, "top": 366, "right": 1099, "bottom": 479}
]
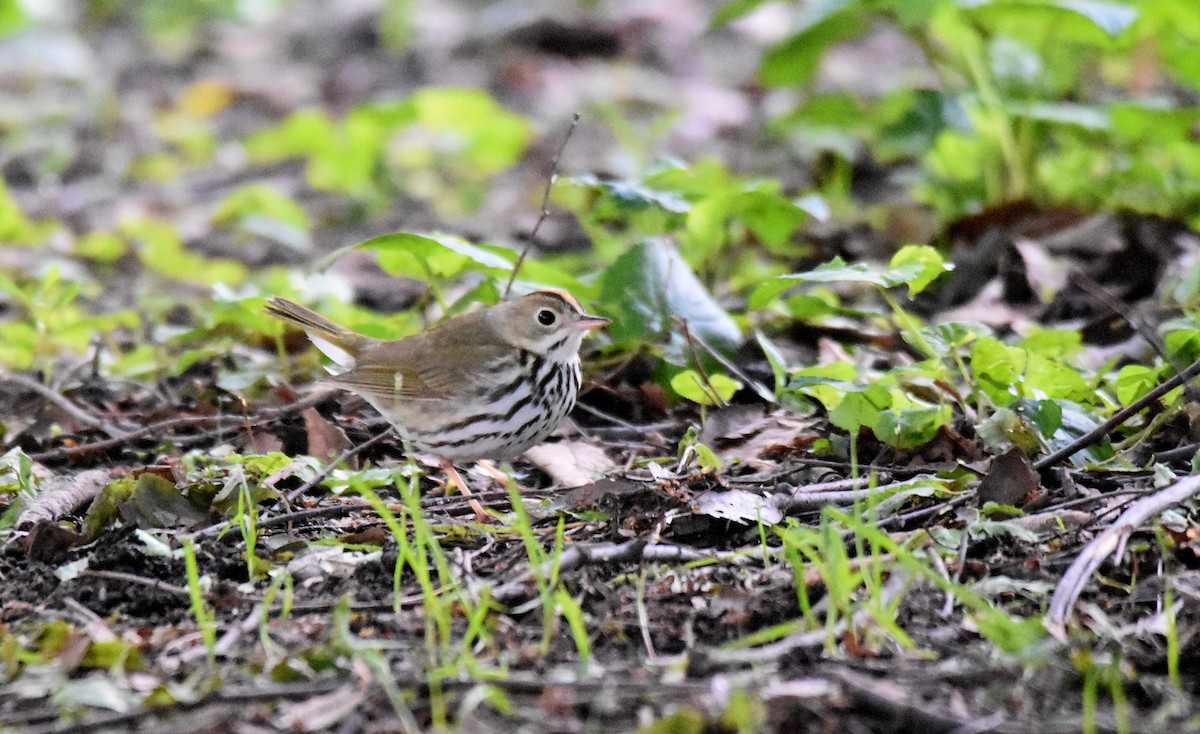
[
  {"left": 1045, "top": 473, "right": 1200, "bottom": 640},
  {"left": 15, "top": 469, "right": 112, "bottom": 529},
  {"left": 489, "top": 539, "right": 748, "bottom": 605}
]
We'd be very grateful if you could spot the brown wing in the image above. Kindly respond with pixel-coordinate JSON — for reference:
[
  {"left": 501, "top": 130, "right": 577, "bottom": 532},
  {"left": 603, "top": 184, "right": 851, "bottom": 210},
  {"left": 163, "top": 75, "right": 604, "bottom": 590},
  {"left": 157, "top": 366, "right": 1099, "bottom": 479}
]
[{"left": 328, "top": 328, "right": 506, "bottom": 403}]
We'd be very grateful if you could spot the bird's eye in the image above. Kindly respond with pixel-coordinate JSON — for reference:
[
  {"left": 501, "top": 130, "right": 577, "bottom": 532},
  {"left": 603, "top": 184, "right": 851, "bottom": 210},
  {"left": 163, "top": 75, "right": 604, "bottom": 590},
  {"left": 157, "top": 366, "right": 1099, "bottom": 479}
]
[{"left": 537, "top": 309, "right": 557, "bottom": 326}]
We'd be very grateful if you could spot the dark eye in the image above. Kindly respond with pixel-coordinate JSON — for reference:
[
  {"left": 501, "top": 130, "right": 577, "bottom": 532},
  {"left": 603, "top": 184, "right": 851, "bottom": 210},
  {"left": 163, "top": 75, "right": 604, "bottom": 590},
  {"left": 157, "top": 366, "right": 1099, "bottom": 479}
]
[{"left": 537, "top": 309, "right": 557, "bottom": 326}]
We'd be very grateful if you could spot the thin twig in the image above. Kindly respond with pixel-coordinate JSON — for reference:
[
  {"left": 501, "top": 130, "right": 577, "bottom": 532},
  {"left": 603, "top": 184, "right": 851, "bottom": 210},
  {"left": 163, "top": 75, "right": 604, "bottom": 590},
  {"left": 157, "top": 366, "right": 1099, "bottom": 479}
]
[
  {"left": 490, "top": 539, "right": 749, "bottom": 604},
  {"left": 76, "top": 569, "right": 191, "bottom": 598},
  {"left": 1069, "top": 271, "right": 1171, "bottom": 366},
  {"left": 677, "top": 318, "right": 729, "bottom": 408},
  {"left": 1034, "top": 355, "right": 1200, "bottom": 471},
  {"left": 285, "top": 425, "right": 395, "bottom": 502},
  {"left": 675, "top": 316, "right": 777, "bottom": 404},
  {"left": 503, "top": 112, "right": 580, "bottom": 299},
  {"left": 0, "top": 373, "right": 129, "bottom": 438},
  {"left": 28, "top": 392, "right": 328, "bottom": 462}
]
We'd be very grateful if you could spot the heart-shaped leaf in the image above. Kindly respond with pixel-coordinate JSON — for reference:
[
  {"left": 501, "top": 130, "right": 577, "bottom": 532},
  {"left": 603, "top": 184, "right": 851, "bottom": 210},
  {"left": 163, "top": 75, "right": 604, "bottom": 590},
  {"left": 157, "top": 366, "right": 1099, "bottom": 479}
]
[{"left": 599, "top": 238, "right": 742, "bottom": 364}]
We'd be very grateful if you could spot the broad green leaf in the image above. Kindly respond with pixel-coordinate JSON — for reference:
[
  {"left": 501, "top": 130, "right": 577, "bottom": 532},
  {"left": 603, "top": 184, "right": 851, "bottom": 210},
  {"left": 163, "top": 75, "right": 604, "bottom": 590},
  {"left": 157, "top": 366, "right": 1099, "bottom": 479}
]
[
  {"left": 243, "top": 108, "right": 338, "bottom": 160},
  {"left": 733, "top": 190, "right": 809, "bottom": 251},
  {"left": 0, "top": 177, "right": 46, "bottom": 245},
  {"left": 599, "top": 238, "right": 742, "bottom": 364},
  {"left": 889, "top": 245, "right": 953, "bottom": 296},
  {"left": 971, "top": 337, "right": 1026, "bottom": 400},
  {"left": 212, "top": 184, "right": 311, "bottom": 240},
  {"left": 1007, "top": 101, "right": 1110, "bottom": 130},
  {"left": 971, "top": 0, "right": 1136, "bottom": 46},
  {"left": 670, "top": 370, "right": 742, "bottom": 406},
  {"left": 569, "top": 174, "right": 691, "bottom": 214},
  {"left": 1165, "top": 328, "right": 1200, "bottom": 364},
  {"left": 1114, "top": 364, "right": 1158, "bottom": 406},
  {"left": 872, "top": 88, "right": 948, "bottom": 160},
  {"left": 828, "top": 384, "right": 891, "bottom": 433},
  {"left": 1057, "top": 0, "right": 1138, "bottom": 37},
  {"left": 921, "top": 321, "right": 990, "bottom": 359},
  {"left": 975, "top": 407, "right": 1042, "bottom": 455},
  {"left": 1018, "top": 329, "right": 1081, "bottom": 359},
  {"left": 1049, "top": 400, "right": 1112, "bottom": 466},
  {"left": 1025, "top": 354, "right": 1092, "bottom": 403},
  {"left": 365, "top": 231, "right": 513, "bottom": 280},
  {"left": 710, "top": 0, "right": 773, "bottom": 28},
  {"left": 873, "top": 405, "right": 951, "bottom": 449},
  {"left": 1012, "top": 398, "right": 1063, "bottom": 438},
  {"left": 785, "top": 364, "right": 859, "bottom": 409},
  {"left": 74, "top": 232, "right": 127, "bottom": 262},
  {"left": 750, "top": 250, "right": 950, "bottom": 309}
]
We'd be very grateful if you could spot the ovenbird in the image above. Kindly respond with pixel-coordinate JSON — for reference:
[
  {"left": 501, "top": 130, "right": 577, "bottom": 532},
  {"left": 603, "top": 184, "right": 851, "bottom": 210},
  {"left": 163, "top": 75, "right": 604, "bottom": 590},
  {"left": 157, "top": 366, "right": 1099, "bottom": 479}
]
[{"left": 267, "top": 289, "right": 609, "bottom": 463}]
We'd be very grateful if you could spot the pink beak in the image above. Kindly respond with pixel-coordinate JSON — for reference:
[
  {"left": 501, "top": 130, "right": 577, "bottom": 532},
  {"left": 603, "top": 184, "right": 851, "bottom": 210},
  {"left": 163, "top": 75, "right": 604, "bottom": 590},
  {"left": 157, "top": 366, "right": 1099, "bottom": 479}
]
[{"left": 574, "top": 314, "right": 611, "bottom": 331}]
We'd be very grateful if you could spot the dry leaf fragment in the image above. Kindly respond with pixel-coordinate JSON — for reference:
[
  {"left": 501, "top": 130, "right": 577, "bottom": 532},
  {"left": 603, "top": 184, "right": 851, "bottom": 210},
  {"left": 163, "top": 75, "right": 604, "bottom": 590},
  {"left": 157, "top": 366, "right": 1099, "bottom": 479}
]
[
  {"left": 977, "top": 447, "right": 1039, "bottom": 507},
  {"left": 303, "top": 407, "right": 351, "bottom": 460},
  {"left": 524, "top": 440, "right": 614, "bottom": 488}
]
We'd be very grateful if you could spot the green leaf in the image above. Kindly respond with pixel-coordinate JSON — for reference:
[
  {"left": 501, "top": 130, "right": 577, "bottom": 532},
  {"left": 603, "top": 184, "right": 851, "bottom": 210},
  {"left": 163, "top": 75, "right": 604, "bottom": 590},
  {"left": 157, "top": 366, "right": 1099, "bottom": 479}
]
[
  {"left": 1007, "top": 101, "right": 1110, "bottom": 130},
  {"left": 921, "top": 321, "right": 990, "bottom": 359},
  {"left": 971, "top": 337, "right": 1026, "bottom": 402},
  {"left": 733, "top": 190, "right": 809, "bottom": 251},
  {"left": 975, "top": 407, "right": 1043, "bottom": 455},
  {"left": 749, "top": 251, "right": 951, "bottom": 309},
  {"left": 1018, "top": 329, "right": 1081, "bottom": 359},
  {"left": 364, "top": 231, "right": 513, "bottom": 280},
  {"left": 760, "top": 9, "right": 866, "bottom": 87},
  {"left": 599, "top": 238, "right": 742, "bottom": 364},
  {"left": 569, "top": 174, "right": 691, "bottom": 214},
  {"left": 409, "top": 87, "right": 533, "bottom": 174},
  {"left": 212, "top": 183, "right": 311, "bottom": 248},
  {"left": 670, "top": 370, "right": 742, "bottom": 406},
  {"left": 122, "top": 218, "right": 248, "bottom": 286},
  {"left": 1115, "top": 364, "right": 1158, "bottom": 406},
  {"left": 1056, "top": 0, "right": 1138, "bottom": 37},
  {"left": 756, "top": 330, "right": 789, "bottom": 392},
  {"left": 873, "top": 405, "right": 951, "bottom": 449},
  {"left": 828, "top": 384, "right": 891, "bottom": 433},
  {"left": 1012, "top": 398, "right": 1063, "bottom": 438},
  {"left": 0, "top": 0, "right": 28, "bottom": 36},
  {"left": 710, "top": 0, "right": 773, "bottom": 28},
  {"left": 889, "top": 244, "right": 953, "bottom": 296},
  {"left": 971, "top": 607, "right": 1046, "bottom": 655},
  {"left": 74, "top": 232, "right": 127, "bottom": 262},
  {"left": 1025, "top": 354, "right": 1092, "bottom": 403}
]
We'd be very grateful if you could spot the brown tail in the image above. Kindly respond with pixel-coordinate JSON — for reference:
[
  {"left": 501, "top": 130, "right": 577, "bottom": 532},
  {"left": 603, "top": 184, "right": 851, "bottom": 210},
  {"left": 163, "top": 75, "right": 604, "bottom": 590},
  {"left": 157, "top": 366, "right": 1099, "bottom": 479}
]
[{"left": 266, "top": 298, "right": 364, "bottom": 369}]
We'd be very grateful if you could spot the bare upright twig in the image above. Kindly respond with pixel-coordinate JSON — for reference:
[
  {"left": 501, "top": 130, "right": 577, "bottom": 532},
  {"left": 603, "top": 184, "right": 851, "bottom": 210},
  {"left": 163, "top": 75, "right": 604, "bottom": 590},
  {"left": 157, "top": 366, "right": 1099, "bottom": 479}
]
[{"left": 503, "top": 113, "right": 580, "bottom": 300}]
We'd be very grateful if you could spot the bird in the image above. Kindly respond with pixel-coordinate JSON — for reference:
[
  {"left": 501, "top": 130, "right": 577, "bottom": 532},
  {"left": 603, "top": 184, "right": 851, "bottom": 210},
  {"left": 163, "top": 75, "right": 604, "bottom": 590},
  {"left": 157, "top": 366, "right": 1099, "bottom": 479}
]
[{"left": 266, "top": 289, "right": 610, "bottom": 465}]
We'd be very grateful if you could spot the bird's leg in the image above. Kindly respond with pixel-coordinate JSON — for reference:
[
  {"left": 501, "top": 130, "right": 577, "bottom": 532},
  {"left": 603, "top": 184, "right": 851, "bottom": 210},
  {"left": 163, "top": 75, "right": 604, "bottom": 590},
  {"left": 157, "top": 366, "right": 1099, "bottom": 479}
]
[
  {"left": 473, "top": 459, "right": 512, "bottom": 486},
  {"left": 440, "top": 459, "right": 490, "bottom": 523}
]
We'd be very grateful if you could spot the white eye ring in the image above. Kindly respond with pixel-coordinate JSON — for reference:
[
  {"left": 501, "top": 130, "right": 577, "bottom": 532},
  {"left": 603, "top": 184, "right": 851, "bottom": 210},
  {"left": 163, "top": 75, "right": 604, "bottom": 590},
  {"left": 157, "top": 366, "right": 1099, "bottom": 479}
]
[{"left": 537, "top": 309, "right": 557, "bottom": 326}]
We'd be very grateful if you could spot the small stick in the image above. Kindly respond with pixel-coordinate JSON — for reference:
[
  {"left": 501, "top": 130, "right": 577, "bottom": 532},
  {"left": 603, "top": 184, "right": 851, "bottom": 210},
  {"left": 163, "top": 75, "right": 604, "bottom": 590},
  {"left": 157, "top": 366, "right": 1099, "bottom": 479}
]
[
  {"left": 0, "top": 373, "right": 127, "bottom": 438},
  {"left": 284, "top": 426, "right": 395, "bottom": 503},
  {"left": 503, "top": 113, "right": 580, "bottom": 299},
  {"left": 1034, "top": 354, "right": 1200, "bottom": 470}
]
